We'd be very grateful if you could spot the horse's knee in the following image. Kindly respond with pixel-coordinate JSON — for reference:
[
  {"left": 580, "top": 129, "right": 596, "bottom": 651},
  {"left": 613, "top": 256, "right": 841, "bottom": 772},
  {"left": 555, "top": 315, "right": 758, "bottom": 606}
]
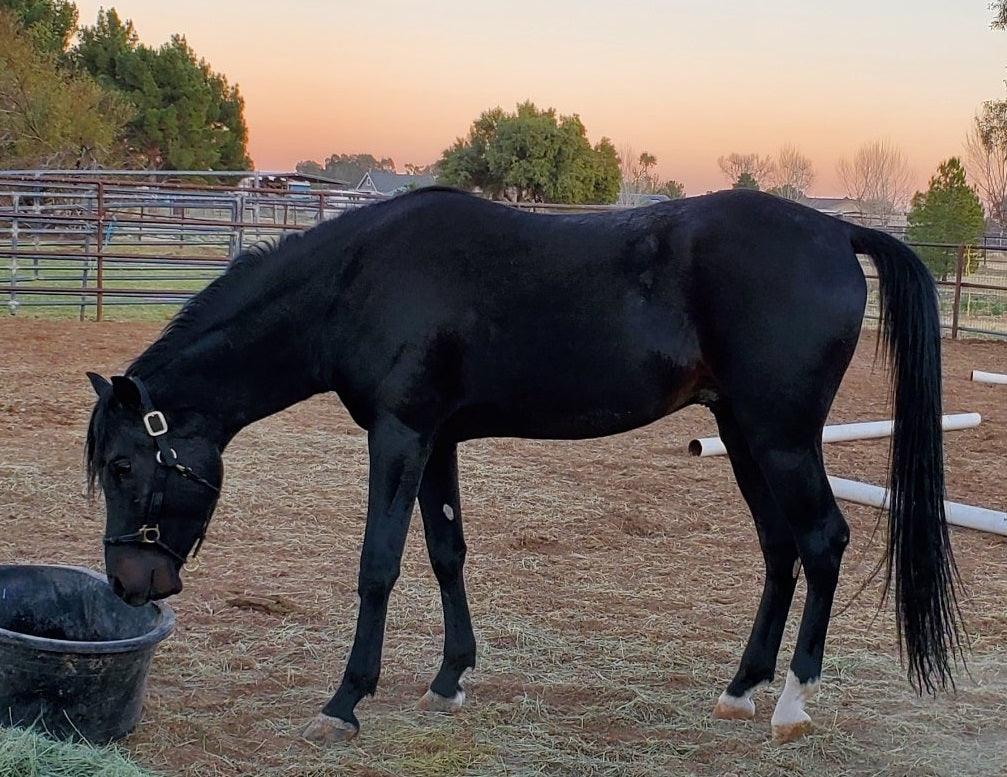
[
  {"left": 358, "top": 557, "right": 400, "bottom": 601},
  {"left": 429, "top": 540, "right": 466, "bottom": 583},
  {"left": 762, "top": 541, "right": 801, "bottom": 586},
  {"left": 800, "top": 511, "right": 849, "bottom": 582}
]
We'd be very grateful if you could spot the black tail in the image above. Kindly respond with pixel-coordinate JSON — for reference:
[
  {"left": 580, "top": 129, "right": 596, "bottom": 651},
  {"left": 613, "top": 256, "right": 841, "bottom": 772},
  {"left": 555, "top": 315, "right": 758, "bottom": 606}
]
[{"left": 849, "top": 224, "right": 963, "bottom": 694}]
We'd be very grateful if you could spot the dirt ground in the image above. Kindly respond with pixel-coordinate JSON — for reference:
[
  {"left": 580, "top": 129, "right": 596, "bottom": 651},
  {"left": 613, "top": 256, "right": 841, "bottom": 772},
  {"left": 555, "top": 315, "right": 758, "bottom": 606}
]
[{"left": 1, "top": 318, "right": 1006, "bottom": 777}]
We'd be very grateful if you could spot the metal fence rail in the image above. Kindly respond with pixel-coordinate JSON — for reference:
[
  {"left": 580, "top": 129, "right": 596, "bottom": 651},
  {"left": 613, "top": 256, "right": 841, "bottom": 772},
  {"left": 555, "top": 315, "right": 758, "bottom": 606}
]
[
  {"left": 0, "top": 174, "right": 383, "bottom": 320},
  {"left": 2, "top": 172, "right": 1006, "bottom": 338}
]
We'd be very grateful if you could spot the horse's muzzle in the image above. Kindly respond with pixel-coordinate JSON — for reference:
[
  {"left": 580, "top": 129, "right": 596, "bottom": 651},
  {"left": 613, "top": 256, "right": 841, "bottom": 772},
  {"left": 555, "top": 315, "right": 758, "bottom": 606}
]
[{"left": 105, "top": 544, "right": 183, "bottom": 606}]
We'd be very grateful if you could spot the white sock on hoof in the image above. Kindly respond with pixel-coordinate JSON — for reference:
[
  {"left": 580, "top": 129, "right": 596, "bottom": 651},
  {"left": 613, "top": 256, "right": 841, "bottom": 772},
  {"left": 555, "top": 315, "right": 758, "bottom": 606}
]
[
  {"left": 713, "top": 680, "right": 765, "bottom": 720},
  {"left": 713, "top": 691, "right": 755, "bottom": 718},
  {"left": 418, "top": 687, "right": 466, "bottom": 713},
  {"left": 771, "top": 670, "right": 819, "bottom": 741}
]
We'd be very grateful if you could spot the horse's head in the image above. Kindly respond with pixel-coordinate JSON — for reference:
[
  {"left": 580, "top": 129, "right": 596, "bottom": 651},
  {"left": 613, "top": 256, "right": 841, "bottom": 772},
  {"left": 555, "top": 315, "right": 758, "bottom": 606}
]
[{"left": 86, "top": 373, "right": 223, "bottom": 606}]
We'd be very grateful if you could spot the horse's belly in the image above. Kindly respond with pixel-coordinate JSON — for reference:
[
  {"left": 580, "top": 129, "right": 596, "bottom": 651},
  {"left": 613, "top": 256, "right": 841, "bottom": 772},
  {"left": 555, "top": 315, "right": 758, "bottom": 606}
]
[{"left": 448, "top": 366, "right": 704, "bottom": 441}]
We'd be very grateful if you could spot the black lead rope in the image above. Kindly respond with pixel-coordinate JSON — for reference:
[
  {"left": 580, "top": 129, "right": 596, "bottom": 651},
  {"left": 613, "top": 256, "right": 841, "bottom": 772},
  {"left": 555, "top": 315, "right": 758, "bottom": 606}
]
[{"left": 103, "top": 376, "right": 220, "bottom": 567}]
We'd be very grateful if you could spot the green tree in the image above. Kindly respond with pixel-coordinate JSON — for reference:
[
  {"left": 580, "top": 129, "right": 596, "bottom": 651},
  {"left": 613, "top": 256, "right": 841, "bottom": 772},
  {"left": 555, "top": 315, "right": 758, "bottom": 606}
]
[
  {"left": 656, "top": 180, "right": 685, "bottom": 199},
  {"left": 0, "top": 9, "right": 130, "bottom": 167},
  {"left": 906, "top": 158, "right": 985, "bottom": 280},
  {"left": 404, "top": 161, "right": 439, "bottom": 177},
  {"left": 994, "top": 1, "right": 1006, "bottom": 28},
  {"left": 733, "top": 171, "right": 760, "bottom": 190},
  {"left": 439, "top": 102, "right": 621, "bottom": 203},
  {"left": 74, "top": 9, "right": 251, "bottom": 170},
  {"left": 296, "top": 153, "right": 396, "bottom": 185},
  {"left": 590, "top": 137, "right": 622, "bottom": 203},
  {"left": 0, "top": 0, "right": 76, "bottom": 55}
]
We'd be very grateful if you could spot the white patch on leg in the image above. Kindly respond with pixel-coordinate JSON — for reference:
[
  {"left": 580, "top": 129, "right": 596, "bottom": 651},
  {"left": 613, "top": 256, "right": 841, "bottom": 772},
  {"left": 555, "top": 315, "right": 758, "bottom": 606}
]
[
  {"left": 771, "top": 670, "right": 819, "bottom": 741},
  {"left": 443, "top": 504, "right": 455, "bottom": 521},
  {"left": 418, "top": 688, "right": 466, "bottom": 713},
  {"left": 792, "top": 559, "right": 802, "bottom": 579},
  {"left": 712, "top": 680, "right": 767, "bottom": 720}
]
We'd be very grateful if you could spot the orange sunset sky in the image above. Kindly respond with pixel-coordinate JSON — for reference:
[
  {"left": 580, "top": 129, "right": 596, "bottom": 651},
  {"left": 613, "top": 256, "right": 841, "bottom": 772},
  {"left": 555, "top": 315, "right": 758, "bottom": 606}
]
[{"left": 73, "top": 1, "right": 1007, "bottom": 196}]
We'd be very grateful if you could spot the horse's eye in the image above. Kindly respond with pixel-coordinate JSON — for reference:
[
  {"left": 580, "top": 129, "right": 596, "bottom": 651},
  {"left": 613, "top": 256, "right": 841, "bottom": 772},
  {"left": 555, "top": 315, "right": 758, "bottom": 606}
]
[{"left": 110, "top": 459, "right": 132, "bottom": 477}]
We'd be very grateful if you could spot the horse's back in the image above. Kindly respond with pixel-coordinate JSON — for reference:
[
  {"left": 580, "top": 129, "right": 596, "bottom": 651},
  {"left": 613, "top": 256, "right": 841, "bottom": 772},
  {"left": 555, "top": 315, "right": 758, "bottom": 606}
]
[{"left": 331, "top": 189, "right": 867, "bottom": 440}]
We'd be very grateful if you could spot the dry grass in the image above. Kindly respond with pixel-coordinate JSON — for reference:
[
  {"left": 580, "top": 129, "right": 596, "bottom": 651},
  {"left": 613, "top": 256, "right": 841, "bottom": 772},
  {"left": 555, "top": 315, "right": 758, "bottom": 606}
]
[
  {"left": 1, "top": 319, "right": 1006, "bottom": 776},
  {"left": 0, "top": 726, "right": 155, "bottom": 777}
]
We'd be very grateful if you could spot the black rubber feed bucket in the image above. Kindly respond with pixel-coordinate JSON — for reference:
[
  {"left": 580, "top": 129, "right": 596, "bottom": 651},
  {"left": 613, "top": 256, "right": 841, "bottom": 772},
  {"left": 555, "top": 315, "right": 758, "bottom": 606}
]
[{"left": 0, "top": 564, "right": 174, "bottom": 743}]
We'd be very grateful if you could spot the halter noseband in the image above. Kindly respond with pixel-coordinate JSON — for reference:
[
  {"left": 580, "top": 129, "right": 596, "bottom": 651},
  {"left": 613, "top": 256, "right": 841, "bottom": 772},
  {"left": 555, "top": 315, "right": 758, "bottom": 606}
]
[{"left": 103, "top": 376, "right": 220, "bottom": 567}]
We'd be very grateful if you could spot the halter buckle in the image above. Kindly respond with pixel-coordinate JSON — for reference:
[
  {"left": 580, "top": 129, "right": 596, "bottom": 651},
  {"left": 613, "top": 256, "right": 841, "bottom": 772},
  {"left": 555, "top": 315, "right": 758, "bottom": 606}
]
[
  {"left": 155, "top": 448, "right": 178, "bottom": 466},
  {"left": 138, "top": 524, "right": 161, "bottom": 543},
  {"left": 143, "top": 411, "right": 168, "bottom": 437}
]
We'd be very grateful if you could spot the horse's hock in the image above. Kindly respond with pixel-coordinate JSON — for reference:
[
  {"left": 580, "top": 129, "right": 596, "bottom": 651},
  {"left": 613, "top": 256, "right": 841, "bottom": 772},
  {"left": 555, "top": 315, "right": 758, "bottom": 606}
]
[{"left": 0, "top": 564, "right": 175, "bottom": 743}]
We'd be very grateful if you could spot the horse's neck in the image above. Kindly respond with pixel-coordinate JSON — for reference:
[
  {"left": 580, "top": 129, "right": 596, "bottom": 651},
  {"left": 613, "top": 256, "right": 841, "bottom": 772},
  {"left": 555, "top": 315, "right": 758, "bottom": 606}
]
[{"left": 138, "top": 279, "right": 333, "bottom": 444}]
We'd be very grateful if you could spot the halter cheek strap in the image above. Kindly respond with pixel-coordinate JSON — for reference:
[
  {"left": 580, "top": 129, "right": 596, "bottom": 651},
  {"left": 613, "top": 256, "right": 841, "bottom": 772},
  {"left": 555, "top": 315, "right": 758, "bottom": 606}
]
[{"left": 103, "top": 376, "right": 220, "bottom": 567}]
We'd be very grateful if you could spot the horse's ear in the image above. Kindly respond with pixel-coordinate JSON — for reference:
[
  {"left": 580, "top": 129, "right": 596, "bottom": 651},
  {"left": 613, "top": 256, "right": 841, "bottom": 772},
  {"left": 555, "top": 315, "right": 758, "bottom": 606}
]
[
  {"left": 86, "top": 372, "right": 112, "bottom": 398},
  {"left": 110, "top": 376, "right": 141, "bottom": 410}
]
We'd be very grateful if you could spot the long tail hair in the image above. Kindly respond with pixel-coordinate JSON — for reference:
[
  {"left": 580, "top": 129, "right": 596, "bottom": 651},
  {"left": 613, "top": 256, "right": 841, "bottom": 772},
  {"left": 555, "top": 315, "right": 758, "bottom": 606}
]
[{"left": 849, "top": 224, "right": 964, "bottom": 694}]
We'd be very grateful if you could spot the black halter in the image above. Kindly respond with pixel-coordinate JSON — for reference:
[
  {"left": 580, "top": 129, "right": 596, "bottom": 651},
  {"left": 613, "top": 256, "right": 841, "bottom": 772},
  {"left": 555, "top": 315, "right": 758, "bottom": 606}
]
[{"left": 103, "top": 376, "right": 220, "bottom": 567}]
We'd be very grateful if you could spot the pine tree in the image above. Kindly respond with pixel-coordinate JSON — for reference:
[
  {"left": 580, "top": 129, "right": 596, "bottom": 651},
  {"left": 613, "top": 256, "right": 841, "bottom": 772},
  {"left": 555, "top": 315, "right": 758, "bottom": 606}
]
[{"left": 906, "top": 158, "right": 985, "bottom": 279}]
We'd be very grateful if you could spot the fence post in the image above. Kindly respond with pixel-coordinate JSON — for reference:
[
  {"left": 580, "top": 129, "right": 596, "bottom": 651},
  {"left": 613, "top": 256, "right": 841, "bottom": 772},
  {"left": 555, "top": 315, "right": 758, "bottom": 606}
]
[
  {"left": 317, "top": 192, "right": 325, "bottom": 225},
  {"left": 96, "top": 181, "right": 105, "bottom": 322},
  {"left": 236, "top": 194, "right": 245, "bottom": 253},
  {"left": 80, "top": 234, "right": 92, "bottom": 322},
  {"left": 8, "top": 194, "right": 18, "bottom": 315},
  {"left": 950, "top": 245, "right": 965, "bottom": 340}
]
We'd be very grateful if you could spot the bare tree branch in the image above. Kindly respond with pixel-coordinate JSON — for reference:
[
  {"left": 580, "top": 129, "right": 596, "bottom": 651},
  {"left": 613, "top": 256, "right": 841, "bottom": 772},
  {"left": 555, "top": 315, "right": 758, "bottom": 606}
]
[
  {"left": 769, "top": 145, "right": 815, "bottom": 199},
  {"left": 965, "top": 102, "right": 1007, "bottom": 225},
  {"left": 836, "top": 139, "right": 914, "bottom": 218},
  {"left": 717, "top": 152, "right": 775, "bottom": 189},
  {"left": 993, "top": 1, "right": 1007, "bottom": 29}
]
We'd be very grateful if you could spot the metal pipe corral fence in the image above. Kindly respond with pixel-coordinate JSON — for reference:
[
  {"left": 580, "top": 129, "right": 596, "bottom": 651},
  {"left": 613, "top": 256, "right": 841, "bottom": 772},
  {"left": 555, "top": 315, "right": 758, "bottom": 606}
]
[
  {"left": 0, "top": 172, "right": 384, "bottom": 320},
  {"left": 1, "top": 170, "right": 1006, "bottom": 337}
]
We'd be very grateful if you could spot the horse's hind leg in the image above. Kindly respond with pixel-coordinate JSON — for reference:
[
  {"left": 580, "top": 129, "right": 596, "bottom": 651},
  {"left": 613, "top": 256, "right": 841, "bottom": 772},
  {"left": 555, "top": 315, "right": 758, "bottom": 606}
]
[
  {"left": 734, "top": 421, "right": 849, "bottom": 743},
  {"left": 711, "top": 402, "right": 800, "bottom": 721},
  {"left": 416, "top": 440, "right": 476, "bottom": 712}
]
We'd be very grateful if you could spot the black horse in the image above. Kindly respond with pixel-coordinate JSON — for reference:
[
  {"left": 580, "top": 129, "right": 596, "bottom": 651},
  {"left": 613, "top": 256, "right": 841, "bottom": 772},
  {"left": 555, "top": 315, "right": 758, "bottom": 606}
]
[{"left": 85, "top": 188, "right": 960, "bottom": 745}]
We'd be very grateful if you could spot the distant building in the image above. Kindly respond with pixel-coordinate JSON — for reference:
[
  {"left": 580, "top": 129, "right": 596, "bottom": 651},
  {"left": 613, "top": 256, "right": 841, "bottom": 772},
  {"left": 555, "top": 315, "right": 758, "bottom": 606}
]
[
  {"left": 238, "top": 172, "right": 348, "bottom": 190},
  {"left": 801, "top": 196, "right": 869, "bottom": 217},
  {"left": 801, "top": 196, "right": 907, "bottom": 229},
  {"left": 357, "top": 170, "right": 437, "bottom": 196}
]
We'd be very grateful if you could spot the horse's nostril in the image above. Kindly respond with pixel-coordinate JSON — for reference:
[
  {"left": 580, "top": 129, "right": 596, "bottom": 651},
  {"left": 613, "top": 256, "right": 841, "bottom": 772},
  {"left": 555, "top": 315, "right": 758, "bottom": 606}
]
[{"left": 110, "top": 576, "right": 125, "bottom": 598}]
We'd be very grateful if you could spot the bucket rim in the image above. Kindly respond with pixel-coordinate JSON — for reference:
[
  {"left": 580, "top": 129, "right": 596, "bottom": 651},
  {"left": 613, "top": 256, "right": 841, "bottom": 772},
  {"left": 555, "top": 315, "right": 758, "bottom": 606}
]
[{"left": 0, "top": 563, "right": 175, "bottom": 654}]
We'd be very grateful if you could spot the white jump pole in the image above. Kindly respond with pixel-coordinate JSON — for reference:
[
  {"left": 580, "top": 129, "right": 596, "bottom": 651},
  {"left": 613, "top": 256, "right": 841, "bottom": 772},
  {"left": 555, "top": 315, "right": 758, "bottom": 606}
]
[
  {"left": 971, "top": 370, "right": 1007, "bottom": 385},
  {"left": 828, "top": 476, "right": 1007, "bottom": 536},
  {"left": 687, "top": 413, "right": 982, "bottom": 458}
]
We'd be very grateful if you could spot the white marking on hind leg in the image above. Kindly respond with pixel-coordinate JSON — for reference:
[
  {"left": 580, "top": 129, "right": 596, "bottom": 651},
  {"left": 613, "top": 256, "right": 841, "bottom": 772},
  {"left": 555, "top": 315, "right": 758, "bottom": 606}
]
[
  {"left": 792, "top": 559, "right": 802, "bottom": 579},
  {"left": 443, "top": 504, "right": 455, "bottom": 521},
  {"left": 712, "top": 680, "right": 767, "bottom": 720},
  {"left": 418, "top": 688, "right": 466, "bottom": 713},
  {"left": 771, "top": 670, "right": 819, "bottom": 742}
]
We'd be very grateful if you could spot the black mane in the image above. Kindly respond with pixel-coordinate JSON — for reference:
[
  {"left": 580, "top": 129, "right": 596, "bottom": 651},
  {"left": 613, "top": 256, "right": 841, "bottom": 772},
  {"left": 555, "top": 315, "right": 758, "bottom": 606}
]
[{"left": 124, "top": 194, "right": 407, "bottom": 380}]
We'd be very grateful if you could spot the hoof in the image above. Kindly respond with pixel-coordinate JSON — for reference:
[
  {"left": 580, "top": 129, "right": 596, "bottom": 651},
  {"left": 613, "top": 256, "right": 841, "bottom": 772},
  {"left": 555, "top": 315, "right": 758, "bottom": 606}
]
[
  {"left": 712, "top": 692, "right": 755, "bottom": 721},
  {"left": 771, "top": 670, "right": 818, "bottom": 744},
  {"left": 772, "top": 717, "right": 813, "bottom": 744},
  {"left": 417, "top": 688, "right": 466, "bottom": 714},
  {"left": 303, "top": 713, "right": 359, "bottom": 745}
]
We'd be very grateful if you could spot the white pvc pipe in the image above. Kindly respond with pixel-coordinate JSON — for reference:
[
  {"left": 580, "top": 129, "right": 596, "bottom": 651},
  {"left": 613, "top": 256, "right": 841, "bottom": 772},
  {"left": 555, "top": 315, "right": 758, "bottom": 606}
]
[
  {"left": 828, "top": 476, "right": 1007, "bottom": 536},
  {"left": 971, "top": 370, "right": 1007, "bottom": 385},
  {"left": 687, "top": 413, "right": 982, "bottom": 457}
]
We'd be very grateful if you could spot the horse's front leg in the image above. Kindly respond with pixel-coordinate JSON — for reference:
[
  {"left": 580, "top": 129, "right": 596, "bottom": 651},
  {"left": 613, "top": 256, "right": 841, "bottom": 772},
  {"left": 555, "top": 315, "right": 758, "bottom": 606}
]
[
  {"left": 416, "top": 440, "right": 476, "bottom": 712},
  {"left": 303, "top": 418, "right": 430, "bottom": 745}
]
